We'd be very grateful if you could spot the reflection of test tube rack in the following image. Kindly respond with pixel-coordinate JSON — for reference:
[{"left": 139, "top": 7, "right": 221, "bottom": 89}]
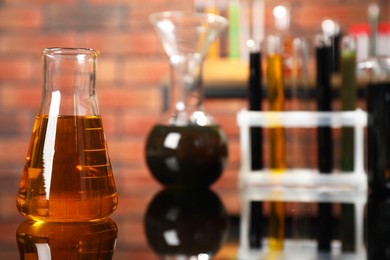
[
  {"left": 238, "top": 188, "right": 367, "bottom": 259},
  {"left": 236, "top": 109, "right": 367, "bottom": 259}
]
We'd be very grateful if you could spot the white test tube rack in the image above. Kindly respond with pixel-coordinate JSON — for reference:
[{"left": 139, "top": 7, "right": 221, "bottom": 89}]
[{"left": 236, "top": 109, "right": 368, "bottom": 191}]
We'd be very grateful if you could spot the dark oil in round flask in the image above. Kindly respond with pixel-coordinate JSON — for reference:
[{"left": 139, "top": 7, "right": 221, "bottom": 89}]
[{"left": 145, "top": 124, "right": 228, "bottom": 188}]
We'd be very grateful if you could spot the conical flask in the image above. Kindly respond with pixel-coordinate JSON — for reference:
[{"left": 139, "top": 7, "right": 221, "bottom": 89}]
[
  {"left": 16, "top": 48, "right": 118, "bottom": 221},
  {"left": 145, "top": 11, "right": 229, "bottom": 188}
]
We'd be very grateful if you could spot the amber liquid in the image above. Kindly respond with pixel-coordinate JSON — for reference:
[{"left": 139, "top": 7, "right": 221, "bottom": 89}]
[
  {"left": 145, "top": 124, "right": 228, "bottom": 188},
  {"left": 16, "top": 115, "right": 117, "bottom": 221},
  {"left": 17, "top": 218, "right": 117, "bottom": 259},
  {"left": 266, "top": 53, "right": 286, "bottom": 253},
  {"left": 267, "top": 53, "right": 286, "bottom": 172}
]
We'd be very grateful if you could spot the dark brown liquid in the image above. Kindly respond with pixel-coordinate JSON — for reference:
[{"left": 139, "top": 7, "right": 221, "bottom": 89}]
[
  {"left": 367, "top": 196, "right": 390, "bottom": 260},
  {"left": 17, "top": 218, "right": 117, "bottom": 259},
  {"left": 16, "top": 115, "right": 117, "bottom": 221},
  {"left": 367, "top": 82, "right": 390, "bottom": 195},
  {"left": 145, "top": 124, "right": 228, "bottom": 187}
]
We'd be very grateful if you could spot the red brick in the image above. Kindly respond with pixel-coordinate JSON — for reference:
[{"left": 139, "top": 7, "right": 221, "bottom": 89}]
[
  {"left": 226, "top": 138, "right": 240, "bottom": 166},
  {"left": 126, "top": 1, "right": 193, "bottom": 29},
  {"left": 114, "top": 168, "right": 160, "bottom": 194},
  {"left": 0, "top": 33, "right": 77, "bottom": 55},
  {"left": 0, "top": 138, "right": 29, "bottom": 163},
  {"left": 114, "top": 220, "right": 148, "bottom": 248},
  {"left": 4, "top": 0, "right": 76, "bottom": 3},
  {"left": 121, "top": 58, "right": 168, "bottom": 85},
  {"left": 100, "top": 112, "right": 119, "bottom": 136},
  {"left": 212, "top": 112, "right": 240, "bottom": 137},
  {"left": 0, "top": 7, "right": 42, "bottom": 30},
  {"left": 44, "top": 5, "right": 125, "bottom": 31},
  {"left": 0, "top": 83, "right": 40, "bottom": 110},
  {"left": 89, "top": 0, "right": 167, "bottom": 5},
  {"left": 295, "top": 4, "right": 368, "bottom": 34},
  {"left": 96, "top": 57, "right": 120, "bottom": 83},
  {"left": 83, "top": 31, "right": 162, "bottom": 56},
  {"left": 0, "top": 112, "right": 31, "bottom": 136},
  {"left": 0, "top": 58, "right": 34, "bottom": 81},
  {"left": 98, "top": 84, "right": 163, "bottom": 112},
  {"left": 204, "top": 98, "right": 247, "bottom": 114},
  {"left": 108, "top": 137, "right": 146, "bottom": 166},
  {"left": 121, "top": 111, "right": 160, "bottom": 136}
]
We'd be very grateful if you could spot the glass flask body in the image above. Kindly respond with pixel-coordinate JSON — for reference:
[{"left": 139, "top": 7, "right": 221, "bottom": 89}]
[
  {"left": 145, "top": 12, "right": 229, "bottom": 188},
  {"left": 16, "top": 48, "right": 118, "bottom": 222}
]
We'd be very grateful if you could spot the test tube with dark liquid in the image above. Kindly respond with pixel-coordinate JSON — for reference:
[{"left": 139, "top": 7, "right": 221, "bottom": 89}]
[
  {"left": 362, "top": 56, "right": 390, "bottom": 195},
  {"left": 315, "top": 34, "right": 333, "bottom": 253}
]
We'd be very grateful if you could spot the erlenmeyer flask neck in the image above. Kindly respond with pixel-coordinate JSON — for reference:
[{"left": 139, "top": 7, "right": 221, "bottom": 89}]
[{"left": 41, "top": 48, "right": 99, "bottom": 116}]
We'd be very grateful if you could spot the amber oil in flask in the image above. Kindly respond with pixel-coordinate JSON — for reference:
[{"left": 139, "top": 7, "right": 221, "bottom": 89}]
[{"left": 16, "top": 48, "right": 117, "bottom": 222}]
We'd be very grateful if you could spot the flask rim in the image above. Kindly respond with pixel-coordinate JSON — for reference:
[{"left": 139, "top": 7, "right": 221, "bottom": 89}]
[{"left": 42, "top": 47, "right": 99, "bottom": 58}]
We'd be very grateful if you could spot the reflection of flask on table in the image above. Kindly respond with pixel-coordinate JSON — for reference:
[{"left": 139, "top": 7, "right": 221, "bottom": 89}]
[
  {"left": 238, "top": 189, "right": 367, "bottom": 259},
  {"left": 144, "top": 188, "right": 229, "bottom": 259},
  {"left": 17, "top": 218, "right": 118, "bottom": 259}
]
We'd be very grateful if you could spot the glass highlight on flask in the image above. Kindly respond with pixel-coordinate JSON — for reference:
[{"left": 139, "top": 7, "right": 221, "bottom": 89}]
[{"left": 16, "top": 48, "right": 118, "bottom": 222}]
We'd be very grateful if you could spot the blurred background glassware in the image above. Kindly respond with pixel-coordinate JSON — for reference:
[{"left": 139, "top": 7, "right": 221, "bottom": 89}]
[
  {"left": 358, "top": 56, "right": 390, "bottom": 195},
  {"left": 16, "top": 218, "right": 117, "bottom": 259},
  {"left": 145, "top": 11, "right": 229, "bottom": 188},
  {"left": 144, "top": 188, "right": 229, "bottom": 259},
  {"left": 16, "top": 48, "right": 118, "bottom": 221}
]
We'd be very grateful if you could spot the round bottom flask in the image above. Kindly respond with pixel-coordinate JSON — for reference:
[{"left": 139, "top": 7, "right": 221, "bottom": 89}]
[
  {"left": 146, "top": 124, "right": 228, "bottom": 187},
  {"left": 145, "top": 11, "right": 229, "bottom": 188}
]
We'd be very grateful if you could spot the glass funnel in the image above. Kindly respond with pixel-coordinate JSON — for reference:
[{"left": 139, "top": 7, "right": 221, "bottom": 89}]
[
  {"left": 16, "top": 48, "right": 118, "bottom": 221},
  {"left": 145, "top": 11, "right": 229, "bottom": 188}
]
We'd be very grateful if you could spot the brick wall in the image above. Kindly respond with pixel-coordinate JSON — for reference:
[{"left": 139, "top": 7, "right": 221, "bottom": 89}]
[{"left": 0, "top": 0, "right": 388, "bottom": 257}]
